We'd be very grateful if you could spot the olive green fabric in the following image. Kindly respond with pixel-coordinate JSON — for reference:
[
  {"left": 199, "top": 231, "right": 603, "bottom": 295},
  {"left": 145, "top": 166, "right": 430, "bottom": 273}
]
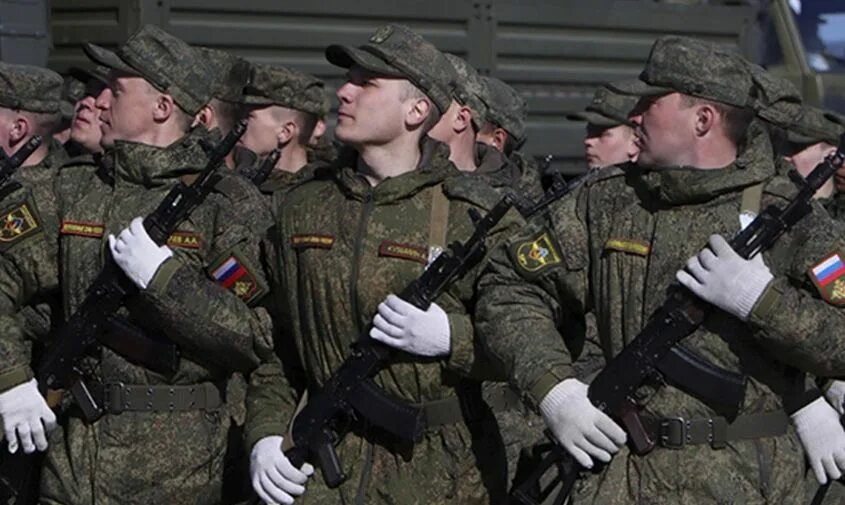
[
  {"left": 246, "top": 138, "right": 523, "bottom": 503},
  {"left": 0, "top": 62, "right": 63, "bottom": 114},
  {"left": 475, "top": 122, "right": 845, "bottom": 503},
  {"left": 482, "top": 76, "right": 527, "bottom": 143},
  {"left": 38, "top": 127, "right": 273, "bottom": 505},
  {"left": 567, "top": 84, "right": 639, "bottom": 128},
  {"left": 243, "top": 63, "right": 330, "bottom": 117}
]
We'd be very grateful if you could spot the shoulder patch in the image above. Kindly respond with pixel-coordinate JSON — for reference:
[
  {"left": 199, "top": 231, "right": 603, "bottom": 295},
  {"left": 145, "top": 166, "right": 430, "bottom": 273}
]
[
  {"left": 0, "top": 203, "right": 40, "bottom": 246},
  {"left": 379, "top": 241, "right": 427, "bottom": 264},
  {"left": 510, "top": 229, "right": 563, "bottom": 276},
  {"left": 167, "top": 231, "right": 202, "bottom": 250},
  {"left": 292, "top": 234, "right": 334, "bottom": 249},
  {"left": 208, "top": 251, "right": 265, "bottom": 305},
  {"left": 808, "top": 250, "right": 845, "bottom": 306},
  {"left": 60, "top": 220, "right": 104, "bottom": 238},
  {"left": 604, "top": 237, "right": 651, "bottom": 257}
]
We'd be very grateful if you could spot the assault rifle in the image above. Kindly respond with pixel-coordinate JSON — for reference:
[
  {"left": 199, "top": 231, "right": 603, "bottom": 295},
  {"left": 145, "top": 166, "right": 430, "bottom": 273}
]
[
  {"left": 0, "top": 136, "right": 43, "bottom": 199},
  {"left": 243, "top": 147, "right": 281, "bottom": 186},
  {"left": 279, "top": 193, "right": 517, "bottom": 489},
  {"left": 512, "top": 133, "right": 845, "bottom": 505},
  {"left": 0, "top": 120, "right": 247, "bottom": 504}
]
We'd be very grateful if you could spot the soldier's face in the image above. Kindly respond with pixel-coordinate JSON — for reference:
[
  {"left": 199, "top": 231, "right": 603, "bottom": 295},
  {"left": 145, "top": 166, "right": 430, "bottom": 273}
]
[
  {"left": 334, "top": 66, "right": 410, "bottom": 147},
  {"left": 631, "top": 92, "right": 697, "bottom": 168},
  {"left": 584, "top": 123, "right": 638, "bottom": 169},
  {"left": 95, "top": 73, "right": 159, "bottom": 148},
  {"left": 70, "top": 95, "right": 103, "bottom": 154}
]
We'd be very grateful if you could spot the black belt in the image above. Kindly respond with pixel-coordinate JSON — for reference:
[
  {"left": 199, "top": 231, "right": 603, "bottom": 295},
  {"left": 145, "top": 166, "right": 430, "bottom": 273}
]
[
  {"left": 642, "top": 411, "right": 788, "bottom": 450},
  {"left": 89, "top": 382, "right": 222, "bottom": 414}
]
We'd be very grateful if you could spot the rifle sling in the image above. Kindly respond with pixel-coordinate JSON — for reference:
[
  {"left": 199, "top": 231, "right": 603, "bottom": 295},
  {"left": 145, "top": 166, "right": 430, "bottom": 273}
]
[
  {"left": 428, "top": 185, "right": 450, "bottom": 252},
  {"left": 640, "top": 410, "right": 787, "bottom": 450}
]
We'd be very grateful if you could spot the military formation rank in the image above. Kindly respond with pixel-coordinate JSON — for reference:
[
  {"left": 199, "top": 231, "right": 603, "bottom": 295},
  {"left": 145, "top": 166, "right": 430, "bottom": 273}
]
[
  {"left": 511, "top": 230, "right": 562, "bottom": 277},
  {"left": 209, "top": 254, "right": 264, "bottom": 304},
  {"left": 0, "top": 203, "right": 40, "bottom": 246},
  {"left": 809, "top": 251, "right": 845, "bottom": 306}
]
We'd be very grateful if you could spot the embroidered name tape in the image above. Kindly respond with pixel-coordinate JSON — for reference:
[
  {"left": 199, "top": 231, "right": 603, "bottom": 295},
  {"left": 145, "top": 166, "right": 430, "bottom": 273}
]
[
  {"left": 60, "top": 220, "right": 103, "bottom": 238},
  {"left": 291, "top": 234, "right": 335, "bottom": 249}
]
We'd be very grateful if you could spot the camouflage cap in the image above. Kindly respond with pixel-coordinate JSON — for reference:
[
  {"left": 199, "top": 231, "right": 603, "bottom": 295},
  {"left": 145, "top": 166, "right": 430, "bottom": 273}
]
[
  {"left": 481, "top": 76, "right": 527, "bottom": 142},
  {"left": 567, "top": 83, "right": 639, "bottom": 127},
  {"left": 746, "top": 63, "right": 803, "bottom": 129},
  {"left": 443, "top": 54, "right": 488, "bottom": 128},
  {"left": 243, "top": 63, "right": 330, "bottom": 117},
  {"left": 0, "top": 62, "right": 62, "bottom": 114},
  {"left": 786, "top": 106, "right": 845, "bottom": 146},
  {"left": 325, "top": 24, "right": 457, "bottom": 113},
  {"left": 83, "top": 24, "right": 215, "bottom": 115},
  {"left": 195, "top": 47, "right": 251, "bottom": 103},
  {"left": 609, "top": 36, "right": 753, "bottom": 109}
]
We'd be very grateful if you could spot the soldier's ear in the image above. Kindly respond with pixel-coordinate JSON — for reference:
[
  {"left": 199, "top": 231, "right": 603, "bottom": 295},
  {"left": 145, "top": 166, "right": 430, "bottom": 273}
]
[
  {"left": 192, "top": 104, "right": 215, "bottom": 129},
  {"left": 309, "top": 118, "right": 327, "bottom": 146},
  {"left": 694, "top": 103, "right": 717, "bottom": 137},
  {"left": 278, "top": 120, "right": 297, "bottom": 146},
  {"left": 152, "top": 93, "right": 177, "bottom": 124},
  {"left": 454, "top": 105, "right": 472, "bottom": 134},
  {"left": 492, "top": 127, "right": 509, "bottom": 152},
  {"left": 8, "top": 115, "right": 29, "bottom": 145},
  {"left": 406, "top": 97, "right": 431, "bottom": 129}
]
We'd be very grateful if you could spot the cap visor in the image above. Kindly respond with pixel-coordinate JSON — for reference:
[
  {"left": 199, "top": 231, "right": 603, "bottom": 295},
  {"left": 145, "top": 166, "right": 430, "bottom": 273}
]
[
  {"left": 82, "top": 43, "right": 139, "bottom": 77},
  {"left": 325, "top": 45, "right": 405, "bottom": 78},
  {"left": 606, "top": 79, "right": 672, "bottom": 97}
]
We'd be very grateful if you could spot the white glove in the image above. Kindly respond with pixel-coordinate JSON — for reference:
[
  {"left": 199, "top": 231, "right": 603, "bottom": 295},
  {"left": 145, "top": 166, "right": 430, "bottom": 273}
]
[
  {"left": 539, "top": 379, "right": 626, "bottom": 469},
  {"left": 0, "top": 379, "right": 56, "bottom": 454},
  {"left": 250, "top": 435, "right": 314, "bottom": 505},
  {"left": 108, "top": 217, "right": 173, "bottom": 289},
  {"left": 825, "top": 380, "right": 845, "bottom": 416},
  {"left": 791, "top": 397, "right": 845, "bottom": 484},
  {"left": 369, "top": 294, "right": 451, "bottom": 357},
  {"left": 676, "top": 234, "right": 773, "bottom": 321}
]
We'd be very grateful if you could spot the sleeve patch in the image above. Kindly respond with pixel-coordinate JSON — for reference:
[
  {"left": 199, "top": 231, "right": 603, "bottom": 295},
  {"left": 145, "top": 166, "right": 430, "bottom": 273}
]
[
  {"left": 808, "top": 250, "right": 845, "bottom": 306},
  {"left": 60, "top": 220, "right": 104, "bottom": 238},
  {"left": 378, "top": 241, "right": 428, "bottom": 264},
  {"left": 167, "top": 231, "right": 202, "bottom": 250},
  {"left": 510, "top": 230, "right": 562, "bottom": 276},
  {"left": 209, "top": 253, "right": 263, "bottom": 304},
  {"left": 0, "top": 204, "right": 40, "bottom": 244},
  {"left": 291, "top": 234, "right": 334, "bottom": 249}
]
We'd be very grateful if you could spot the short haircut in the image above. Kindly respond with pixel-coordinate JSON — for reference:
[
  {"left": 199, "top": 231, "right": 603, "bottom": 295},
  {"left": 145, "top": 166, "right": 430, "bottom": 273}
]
[
  {"left": 294, "top": 109, "right": 319, "bottom": 145},
  {"left": 210, "top": 98, "right": 245, "bottom": 134},
  {"left": 24, "top": 110, "right": 62, "bottom": 137},
  {"left": 480, "top": 121, "right": 519, "bottom": 156},
  {"left": 680, "top": 95, "right": 755, "bottom": 147}
]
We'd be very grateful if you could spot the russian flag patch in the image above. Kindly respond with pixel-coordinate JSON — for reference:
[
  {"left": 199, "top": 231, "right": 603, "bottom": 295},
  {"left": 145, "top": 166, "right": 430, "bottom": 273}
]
[
  {"left": 209, "top": 254, "right": 261, "bottom": 304},
  {"left": 809, "top": 251, "right": 845, "bottom": 305}
]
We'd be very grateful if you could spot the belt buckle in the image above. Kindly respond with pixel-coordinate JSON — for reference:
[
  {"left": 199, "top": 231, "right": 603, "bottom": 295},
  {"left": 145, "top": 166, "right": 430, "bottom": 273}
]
[
  {"left": 104, "top": 382, "right": 127, "bottom": 414},
  {"left": 659, "top": 416, "right": 687, "bottom": 449}
]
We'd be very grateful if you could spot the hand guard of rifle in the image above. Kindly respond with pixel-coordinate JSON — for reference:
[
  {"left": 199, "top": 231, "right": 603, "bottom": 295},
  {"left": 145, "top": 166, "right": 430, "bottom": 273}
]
[
  {"left": 512, "top": 133, "right": 845, "bottom": 505},
  {"left": 281, "top": 192, "right": 517, "bottom": 489}
]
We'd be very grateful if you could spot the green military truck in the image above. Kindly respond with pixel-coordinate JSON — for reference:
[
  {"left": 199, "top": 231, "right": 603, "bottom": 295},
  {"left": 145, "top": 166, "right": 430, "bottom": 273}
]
[{"left": 44, "top": 0, "right": 845, "bottom": 175}]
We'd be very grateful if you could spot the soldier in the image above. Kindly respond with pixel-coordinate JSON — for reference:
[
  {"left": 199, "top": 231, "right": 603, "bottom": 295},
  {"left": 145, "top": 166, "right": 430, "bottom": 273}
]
[
  {"left": 478, "top": 76, "right": 544, "bottom": 199},
  {"left": 245, "top": 24, "right": 519, "bottom": 504},
  {"left": 195, "top": 47, "right": 251, "bottom": 137},
  {"left": 237, "top": 63, "right": 331, "bottom": 193},
  {"left": 63, "top": 66, "right": 109, "bottom": 156},
  {"left": 476, "top": 35, "right": 845, "bottom": 504},
  {"left": 28, "top": 24, "right": 272, "bottom": 504},
  {"left": 566, "top": 84, "right": 640, "bottom": 170},
  {"left": 0, "top": 62, "right": 67, "bottom": 457},
  {"left": 779, "top": 106, "right": 844, "bottom": 204}
]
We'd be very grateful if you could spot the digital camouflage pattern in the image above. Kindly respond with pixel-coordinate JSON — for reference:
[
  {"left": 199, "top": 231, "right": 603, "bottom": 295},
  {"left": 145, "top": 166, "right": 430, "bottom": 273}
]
[
  {"left": 566, "top": 83, "right": 639, "bottom": 128},
  {"left": 243, "top": 63, "right": 330, "bottom": 117},
  {"left": 482, "top": 76, "right": 527, "bottom": 143},
  {"left": 196, "top": 47, "right": 252, "bottom": 104},
  {"left": 444, "top": 53, "right": 489, "bottom": 128},
  {"left": 38, "top": 126, "right": 273, "bottom": 505},
  {"left": 325, "top": 24, "right": 458, "bottom": 113},
  {"left": 475, "top": 122, "right": 845, "bottom": 503},
  {"left": 246, "top": 138, "right": 523, "bottom": 504},
  {"left": 609, "top": 36, "right": 753, "bottom": 108},
  {"left": 468, "top": 142, "right": 543, "bottom": 204},
  {"left": 785, "top": 105, "right": 844, "bottom": 146},
  {"left": 83, "top": 24, "right": 215, "bottom": 115},
  {"left": 0, "top": 139, "right": 69, "bottom": 392},
  {"left": 0, "top": 61, "right": 62, "bottom": 114}
]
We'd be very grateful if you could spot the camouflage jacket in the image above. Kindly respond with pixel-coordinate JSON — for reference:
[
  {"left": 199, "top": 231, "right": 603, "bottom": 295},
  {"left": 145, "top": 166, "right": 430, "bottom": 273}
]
[
  {"left": 474, "top": 124, "right": 845, "bottom": 502},
  {"left": 507, "top": 149, "right": 546, "bottom": 203},
  {"left": 55, "top": 127, "right": 272, "bottom": 388},
  {"left": 245, "top": 138, "right": 522, "bottom": 449},
  {"left": 0, "top": 140, "right": 68, "bottom": 391}
]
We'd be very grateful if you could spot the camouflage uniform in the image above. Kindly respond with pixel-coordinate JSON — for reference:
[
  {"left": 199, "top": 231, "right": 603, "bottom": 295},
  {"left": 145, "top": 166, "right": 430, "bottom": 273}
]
[
  {"left": 37, "top": 25, "right": 272, "bottom": 505},
  {"left": 476, "top": 37, "right": 845, "bottom": 504},
  {"left": 566, "top": 84, "right": 639, "bottom": 131},
  {"left": 245, "top": 25, "right": 521, "bottom": 504},
  {"left": 0, "top": 64, "right": 67, "bottom": 390}
]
